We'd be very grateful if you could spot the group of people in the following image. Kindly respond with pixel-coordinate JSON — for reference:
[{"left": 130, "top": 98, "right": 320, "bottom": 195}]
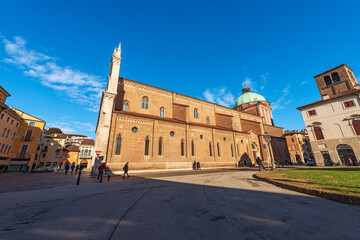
[
  {"left": 64, "top": 162, "right": 83, "bottom": 175},
  {"left": 96, "top": 162, "right": 129, "bottom": 183},
  {"left": 192, "top": 161, "right": 201, "bottom": 170}
]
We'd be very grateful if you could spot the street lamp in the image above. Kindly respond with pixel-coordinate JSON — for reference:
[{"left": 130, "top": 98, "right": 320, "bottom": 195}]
[{"left": 263, "top": 131, "right": 275, "bottom": 170}]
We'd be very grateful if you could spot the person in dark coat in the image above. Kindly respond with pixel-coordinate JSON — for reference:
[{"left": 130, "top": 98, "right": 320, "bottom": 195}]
[
  {"left": 192, "top": 161, "right": 196, "bottom": 170},
  {"left": 256, "top": 156, "right": 265, "bottom": 171},
  {"left": 123, "top": 162, "right": 129, "bottom": 178},
  {"left": 64, "top": 163, "right": 70, "bottom": 174},
  {"left": 75, "top": 165, "right": 79, "bottom": 175},
  {"left": 196, "top": 161, "right": 201, "bottom": 170},
  {"left": 71, "top": 162, "right": 75, "bottom": 174}
]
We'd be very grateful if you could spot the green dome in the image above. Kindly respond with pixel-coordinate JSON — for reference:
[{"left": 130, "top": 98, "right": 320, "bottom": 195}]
[{"left": 233, "top": 86, "right": 266, "bottom": 108}]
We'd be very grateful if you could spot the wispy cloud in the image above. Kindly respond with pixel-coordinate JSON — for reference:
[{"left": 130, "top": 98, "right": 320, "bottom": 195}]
[
  {"left": 300, "top": 81, "right": 307, "bottom": 86},
  {"left": 271, "top": 83, "right": 292, "bottom": 111},
  {"left": 203, "top": 87, "right": 235, "bottom": 108},
  {"left": 47, "top": 121, "right": 95, "bottom": 135},
  {"left": 260, "top": 72, "right": 269, "bottom": 90},
  {"left": 1, "top": 35, "right": 105, "bottom": 112}
]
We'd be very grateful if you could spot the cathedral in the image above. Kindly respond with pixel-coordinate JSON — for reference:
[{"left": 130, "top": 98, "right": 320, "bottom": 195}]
[{"left": 91, "top": 44, "right": 289, "bottom": 172}]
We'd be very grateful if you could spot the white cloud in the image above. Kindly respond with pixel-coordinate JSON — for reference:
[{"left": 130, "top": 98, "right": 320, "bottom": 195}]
[
  {"left": 271, "top": 83, "right": 292, "bottom": 111},
  {"left": 300, "top": 81, "right": 307, "bottom": 86},
  {"left": 260, "top": 72, "right": 269, "bottom": 90},
  {"left": 1, "top": 35, "right": 105, "bottom": 112},
  {"left": 203, "top": 87, "right": 235, "bottom": 108},
  {"left": 46, "top": 121, "right": 95, "bottom": 135}
]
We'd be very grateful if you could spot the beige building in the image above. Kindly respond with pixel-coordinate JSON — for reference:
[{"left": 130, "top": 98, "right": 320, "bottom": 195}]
[
  {"left": 298, "top": 64, "right": 360, "bottom": 166},
  {"left": 92, "top": 44, "right": 290, "bottom": 172},
  {"left": 36, "top": 133, "right": 67, "bottom": 168}
]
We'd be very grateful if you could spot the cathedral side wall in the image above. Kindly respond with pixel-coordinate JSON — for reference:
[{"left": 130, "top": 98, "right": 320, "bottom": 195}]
[{"left": 106, "top": 112, "right": 261, "bottom": 171}]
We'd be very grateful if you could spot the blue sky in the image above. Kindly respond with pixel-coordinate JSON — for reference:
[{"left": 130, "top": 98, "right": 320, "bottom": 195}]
[{"left": 1, "top": 0, "right": 360, "bottom": 139}]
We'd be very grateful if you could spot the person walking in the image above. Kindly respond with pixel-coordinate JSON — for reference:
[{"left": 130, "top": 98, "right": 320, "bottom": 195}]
[
  {"left": 256, "top": 156, "right": 265, "bottom": 171},
  {"left": 123, "top": 162, "right": 129, "bottom": 178},
  {"left": 71, "top": 163, "right": 75, "bottom": 174},
  {"left": 192, "top": 161, "right": 196, "bottom": 170},
  {"left": 75, "top": 164, "right": 79, "bottom": 175},
  {"left": 64, "top": 163, "right": 70, "bottom": 174},
  {"left": 196, "top": 161, "right": 201, "bottom": 170},
  {"left": 97, "top": 163, "right": 106, "bottom": 183}
]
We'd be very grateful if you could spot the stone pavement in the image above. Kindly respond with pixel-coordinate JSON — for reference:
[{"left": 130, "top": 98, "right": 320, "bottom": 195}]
[{"left": 0, "top": 169, "right": 359, "bottom": 240}]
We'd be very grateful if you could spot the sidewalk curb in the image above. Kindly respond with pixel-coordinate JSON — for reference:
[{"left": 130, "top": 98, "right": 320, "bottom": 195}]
[{"left": 253, "top": 173, "right": 360, "bottom": 206}]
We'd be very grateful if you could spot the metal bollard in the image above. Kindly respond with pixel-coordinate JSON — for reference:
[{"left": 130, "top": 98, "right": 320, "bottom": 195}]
[{"left": 76, "top": 169, "right": 82, "bottom": 185}]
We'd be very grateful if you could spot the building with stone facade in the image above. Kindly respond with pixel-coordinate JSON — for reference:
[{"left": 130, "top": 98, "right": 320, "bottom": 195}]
[
  {"left": 297, "top": 64, "right": 360, "bottom": 166},
  {"left": 92, "top": 44, "right": 290, "bottom": 172},
  {"left": 284, "top": 129, "right": 313, "bottom": 164}
]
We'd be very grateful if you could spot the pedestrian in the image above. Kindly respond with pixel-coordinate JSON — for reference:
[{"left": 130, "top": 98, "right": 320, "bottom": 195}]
[
  {"left": 123, "top": 162, "right": 129, "bottom": 178},
  {"left": 97, "top": 163, "right": 106, "bottom": 183},
  {"left": 107, "top": 167, "right": 112, "bottom": 181},
  {"left": 71, "top": 162, "right": 75, "bottom": 174},
  {"left": 256, "top": 156, "right": 265, "bottom": 171},
  {"left": 196, "top": 161, "right": 201, "bottom": 170},
  {"left": 64, "top": 163, "right": 70, "bottom": 174},
  {"left": 192, "top": 161, "right": 196, "bottom": 170},
  {"left": 75, "top": 164, "right": 79, "bottom": 175}
]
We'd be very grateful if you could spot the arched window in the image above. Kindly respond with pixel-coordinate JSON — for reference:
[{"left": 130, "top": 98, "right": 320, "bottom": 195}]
[
  {"left": 115, "top": 135, "right": 122, "bottom": 155},
  {"left": 314, "top": 127, "right": 324, "bottom": 140},
  {"left": 194, "top": 109, "right": 199, "bottom": 119},
  {"left": 181, "top": 139, "right": 185, "bottom": 156},
  {"left": 84, "top": 149, "right": 88, "bottom": 156},
  {"left": 331, "top": 72, "right": 341, "bottom": 83},
  {"left": 160, "top": 107, "right": 165, "bottom": 117},
  {"left": 122, "top": 101, "right": 129, "bottom": 111},
  {"left": 206, "top": 117, "right": 210, "bottom": 125},
  {"left": 145, "top": 136, "right": 150, "bottom": 155},
  {"left": 217, "top": 143, "right": 221, "bottom": 157},
  {"left": 353, "top": 120, "right": 360, "bottom": 135},
  {"left": 142, "top": 97, "right": 149, "bottom": 109},
  {"left": 158, "top": 138, "right": 163, "bottom": 156},
  {"left": 231, "top": 144, "right": 234, "bottom": 157},
  {"left": 324, "top": 76, "right": 332, "bottom": 85},
  {"left": 81, "top": 149, "right": 84, "bottom": 155},
  {"left": 191, "top": 141, "right": 195, "bottom": 156},
  {"left": 209, "top": 142, "right": 212, "bottom": 156}
]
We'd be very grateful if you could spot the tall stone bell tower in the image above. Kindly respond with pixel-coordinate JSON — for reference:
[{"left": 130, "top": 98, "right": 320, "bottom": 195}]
[{"left": 91, "top": 43, "right": 122, "bottom": 172}]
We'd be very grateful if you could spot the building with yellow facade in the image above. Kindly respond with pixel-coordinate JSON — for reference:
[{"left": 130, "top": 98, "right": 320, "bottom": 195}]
[
  {"left": 284, "top": 130, "right": 313, "bottom": 164},
  {"left": 9, "top": 108, "right": 46, "bottom": 172}
]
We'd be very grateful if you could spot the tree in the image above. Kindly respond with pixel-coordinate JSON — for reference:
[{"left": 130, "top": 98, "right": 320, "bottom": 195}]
[{"left": 45, "top": 128, "right": 63, "bottom": 135}]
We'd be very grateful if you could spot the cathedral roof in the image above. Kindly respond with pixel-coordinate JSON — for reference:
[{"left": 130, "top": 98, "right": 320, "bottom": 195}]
[{"left": 233, "top": 85, "right": 267, "bottom": 108}]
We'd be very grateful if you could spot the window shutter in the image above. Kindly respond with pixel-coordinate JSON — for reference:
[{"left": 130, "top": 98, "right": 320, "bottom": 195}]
[
  {"left": 353, "top": 120, "right": 360, "bottom": 135},
  {"left": 314, "top": 127, "right": 324, "bottom": 140}
]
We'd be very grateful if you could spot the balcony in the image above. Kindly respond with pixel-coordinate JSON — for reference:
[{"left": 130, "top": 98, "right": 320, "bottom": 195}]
[
  {"left": 22, "top": 136, "right": 33, "bottom": 141},
  {"left": 14, "top": 153, "right": 29, "bottom": 160},
  {"left": 79, "top": 154, "right": 93, "bottom": 159}
]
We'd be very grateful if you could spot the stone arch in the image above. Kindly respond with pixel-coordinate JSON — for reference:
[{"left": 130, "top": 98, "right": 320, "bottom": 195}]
[
  {"left": 331, "top": 72, "right": 341, "bottom": 83},
  {"left": 337, "top": 144, "right": 358, "bottom": 166}
]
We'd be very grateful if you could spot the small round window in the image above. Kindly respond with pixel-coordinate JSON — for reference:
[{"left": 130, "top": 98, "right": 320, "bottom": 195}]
[
  {"left": 132, "top": 127, "right": 138, "bottom": 133},
  {"left": 200, "top": 135, "right": 203, "bottom": 139},
  {"left": 170, "top": 131, "right": 175, "bottom": 137}
]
